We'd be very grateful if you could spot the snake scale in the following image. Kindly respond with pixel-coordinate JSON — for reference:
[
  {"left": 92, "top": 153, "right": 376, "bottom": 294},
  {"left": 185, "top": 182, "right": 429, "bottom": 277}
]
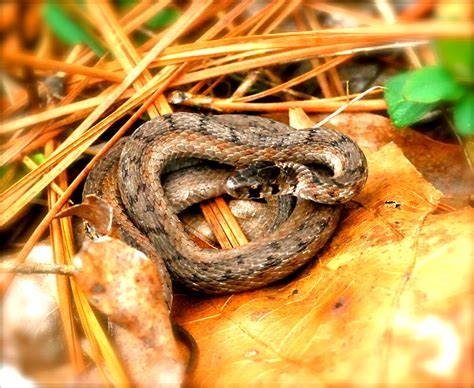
[{"left": 83, "top": 113, "right": 368, "bottom": 297}]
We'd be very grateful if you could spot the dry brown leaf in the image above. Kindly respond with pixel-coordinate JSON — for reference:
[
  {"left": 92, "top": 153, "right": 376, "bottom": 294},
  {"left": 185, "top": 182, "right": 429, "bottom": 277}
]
[
  {"left": 172, "top": 143, "right": 471, "bottom": 385},
  {"left": 56, "top": 195, "right": 113, "bottom": 237},
  {"left": 74, "top": 237, "right": 185, "bottom": 386}
]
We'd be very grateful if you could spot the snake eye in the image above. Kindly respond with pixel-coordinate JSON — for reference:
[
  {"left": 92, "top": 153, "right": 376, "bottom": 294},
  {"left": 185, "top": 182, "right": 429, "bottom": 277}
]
[{"left": 247, "top": 186, "right": 263, "bottom": 198}]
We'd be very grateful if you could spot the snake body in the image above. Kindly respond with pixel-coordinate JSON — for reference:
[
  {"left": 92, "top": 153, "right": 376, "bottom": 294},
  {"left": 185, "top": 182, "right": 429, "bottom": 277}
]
[{"left": 84, "top": 113, "right": 368, "bottom": 295}]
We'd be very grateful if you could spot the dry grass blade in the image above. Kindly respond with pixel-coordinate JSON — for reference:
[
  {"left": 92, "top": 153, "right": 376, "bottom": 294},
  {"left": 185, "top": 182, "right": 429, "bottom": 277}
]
[
  {"left": 204, "top": 0, "right": 300, "bottom": 102},
  {"left": 246, "top": 0, "right": 286, "bottom": 35},
  {"left": 119, "top": 0, "right": 172, "bottom": 32},
  {"left": 375, "top": 0, "right": 422, "bottom": 68},
  {"left": 2, "top": 51, "right": 123, "bottom": 83},
  {"left": 88, "top": 2, "right": 163, "bottom": 117},
  {"left": 288, "top": 107, "right": 316, "bottom": 129},
  {"left": 0, "top": 93, "right": 125, "bottom": 222},
  {"left": 113, "top": 22, "right": 465, "bottom": 72},
  {"left": 263, "top": 0, "right": 302, "bottom": 33},
  {"left": 1, "top": 112, "right": 87, "bottom": 165},
  {"left": 47, "top": 152, "right": 85, "bottom": 373},
  {"left": 234, "top": 55, "right": 351, "bottom": 102},
  {"left": 22, "top": 156, "right": 72, "bottom": 202},
  {"left": 315, "top": 86, "right": 386, "bottom": 127},
  {"left": 201, "top": 198, "right": 248, "bottom": 249},
  {"left": 200, "top": 202, "right": 234, "bottom": 249},
  {"left": 187, "top": 48, "right": 277, "bottom": 73},
  {"left": 0, "top": 261, "right": 75, "bottom": 275},
  {"left": 226, "top": 1, "right": 278, "bottom": 37},
  {"left": 298, "top": 9, "right": 346, "bottom": 97},
  {"left": 5, "top": 22, "right": 466, "bottom": 92},
  {"left": 214, "top": 197, "right": 248, "bottom": 246},
  {"left": 158, "top": 22, "right": 470, "bottom": 54},
  {"left": 0, "top": 91, "right": 132, "bottom": 135},
  {"left": 199, "top": 0, "right": 254, "bottom": 40},
  {"left": 71, "top": 282, "right": 130, "bottom": 386},
  {"left": 170, "top": 41, "right": 407, "bottom": 86}
]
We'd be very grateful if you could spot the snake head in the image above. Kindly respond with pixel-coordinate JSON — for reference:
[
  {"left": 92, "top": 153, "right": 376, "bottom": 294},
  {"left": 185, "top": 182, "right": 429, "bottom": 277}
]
[{"left": 225, "top": 161, "right": 282, "bottom": 199}]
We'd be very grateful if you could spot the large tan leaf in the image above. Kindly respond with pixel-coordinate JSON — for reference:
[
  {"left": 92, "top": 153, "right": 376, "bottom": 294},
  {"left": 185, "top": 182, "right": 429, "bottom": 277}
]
[{"left": 173, "top": 142, "right": 472, "bottom": 385}]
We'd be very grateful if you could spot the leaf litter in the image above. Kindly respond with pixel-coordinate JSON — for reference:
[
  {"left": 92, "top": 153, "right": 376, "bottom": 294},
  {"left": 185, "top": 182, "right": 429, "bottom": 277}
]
[{"left": 0, "top": 1, "right": 472, "bottom": 386}]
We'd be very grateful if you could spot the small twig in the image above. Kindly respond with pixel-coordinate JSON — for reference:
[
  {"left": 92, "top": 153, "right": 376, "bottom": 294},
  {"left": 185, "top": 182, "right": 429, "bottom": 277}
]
[
  {"left": 322, "top": 40, "right": 429, "bottom": 57},
  {"left": 170, "top": 93, "right": 386, "bottom": 112},
  {"left": 231, "top": 70, "right": 262, "bottom": 99},
  {"left": 0, "top": 261, "right": 76, "bottom": 275},
  {"left": 314, "top": 85, "right": 385, "bottom": 127}
]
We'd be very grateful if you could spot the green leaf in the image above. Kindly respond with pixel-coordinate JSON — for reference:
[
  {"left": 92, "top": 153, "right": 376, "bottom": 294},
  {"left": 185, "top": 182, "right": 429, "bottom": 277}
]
[
  {"left": 384, "top": 72, "right": 436, "bottom": 128},
  {"left": 30, "top": 152, "right": 46, "bottom": 165},
  {"left": 42, "top": 3, "right": 105, "bottom": 56},
  {"left": 434, "top": 39, "right": 474, "bottom": 85},
  {"left": 402, "top": 66, "right": 464, "bottom": 103},
  {"left": 146, "top": 8, "right": 179, "bottom": 29},
  {"left": 453, "top": 92, "right": 474, "bottom": 136}
]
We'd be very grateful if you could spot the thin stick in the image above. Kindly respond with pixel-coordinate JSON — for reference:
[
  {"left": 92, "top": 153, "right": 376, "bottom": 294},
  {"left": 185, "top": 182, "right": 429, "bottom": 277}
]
[
  {"left": 314, "top": 86, "right": 386, "bottom": 127},
  {"left": 0, "top": 261, "right": 76, "bottom": 275},
  {"left": 175, "top": 95, "right": 386, "bottom": 112}
]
